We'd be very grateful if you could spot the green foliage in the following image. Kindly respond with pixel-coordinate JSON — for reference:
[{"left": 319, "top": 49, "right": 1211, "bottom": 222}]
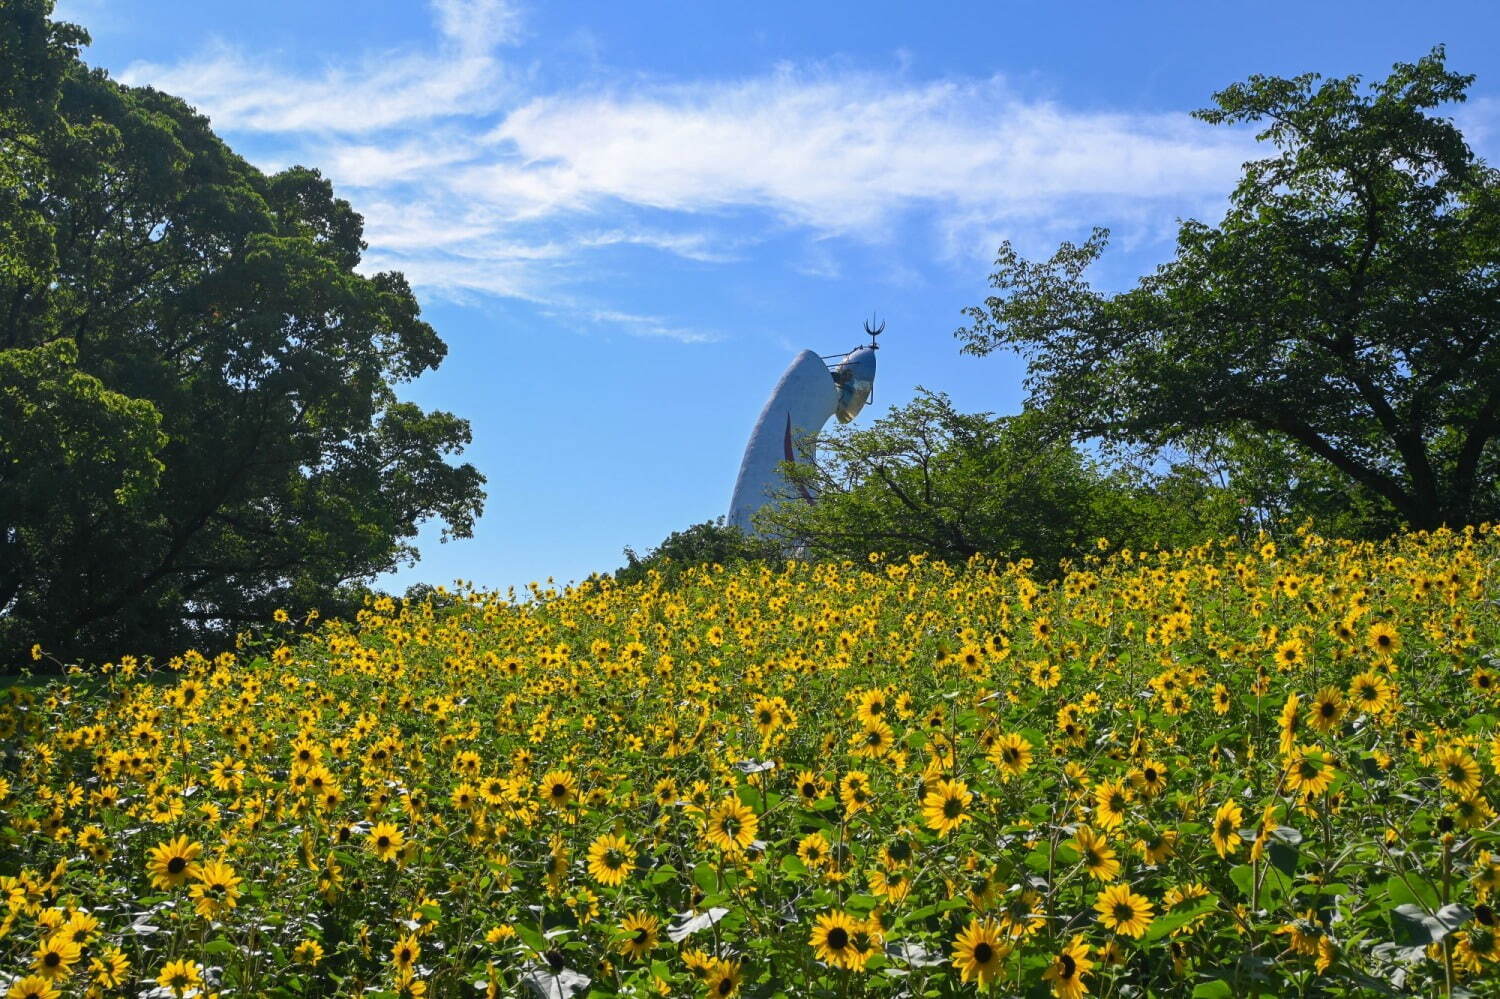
[
  {"left": 0, "top": 2, "right": 485, "bottom": 664},
  {"left": 957, "top": 47, "right": 1500, "bottom": 531},
  {"left": 616, "top": 518, "right": 782, "bottom": 587},
  {"left": 753, "top": 390, "right": 1241, "bottom": 571}
]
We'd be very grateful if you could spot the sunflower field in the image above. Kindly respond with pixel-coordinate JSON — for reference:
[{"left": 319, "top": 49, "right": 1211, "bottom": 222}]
[{"left": 3, "top": 527, "right": 1500, "bottom": 998}]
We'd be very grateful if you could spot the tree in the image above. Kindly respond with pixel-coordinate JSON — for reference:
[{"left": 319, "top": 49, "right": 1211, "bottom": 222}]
[
  {"left": 753, "top": 390, "right": 1239, "bottom": 570},
  {"left": 0, "top": 1, "right": 485, "bottom": 665},
  {"left": 615, "top": 518, "right": 782, "bottom": 587},
  {"left": 957, "top": 48, "right": 1500, "bottom": 531}
]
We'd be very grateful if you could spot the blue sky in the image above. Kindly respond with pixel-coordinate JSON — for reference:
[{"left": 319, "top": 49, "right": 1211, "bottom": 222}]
[{"left": 55, "top": 0, "right": 1500, "bottom": 592}]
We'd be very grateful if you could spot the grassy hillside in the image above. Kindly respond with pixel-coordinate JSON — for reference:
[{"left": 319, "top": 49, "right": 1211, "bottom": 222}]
[{"left": 3, "top": 527, "right": 1499, "bottom": 997}]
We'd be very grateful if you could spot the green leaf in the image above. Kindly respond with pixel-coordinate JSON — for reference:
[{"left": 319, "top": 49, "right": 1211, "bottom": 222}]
[
  {"left": 693, "top": 863, "right": 719, "bottom": 895},
  {"left": 1384, "top": 874, "right": 1440, "bottom": 911},
  {"left": 1143, "top": 898, "right": 1216, "bottom": 942},
  {"left": 1392, "top": 903, "right": 1472, "bottom": 945}
]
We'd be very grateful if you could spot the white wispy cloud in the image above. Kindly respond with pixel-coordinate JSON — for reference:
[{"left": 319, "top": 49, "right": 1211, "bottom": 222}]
[
  {"left": 113, "top": 0, "right": 1264, "bottom": 339},
  {"left": 119, "top": 0, "right": 518, "bottom": 133}
]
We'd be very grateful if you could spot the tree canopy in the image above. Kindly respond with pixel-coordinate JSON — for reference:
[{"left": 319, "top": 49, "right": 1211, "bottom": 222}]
[
  {"left": 957, "top": 48, "right": 1500, "bottom": 531},
  {"left": 754, "top": 390, "right": 1241, "bottom": 570},
  {"left": 0, "top": 1, "right": 485, "bottom": 664}
]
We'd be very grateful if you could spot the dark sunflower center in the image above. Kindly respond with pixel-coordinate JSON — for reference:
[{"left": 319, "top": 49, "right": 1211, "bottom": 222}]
[
  {"left": 944, "top": 797, "right": 964, "bottom": 818},
  {"left": 44, "top": 952, "right": 61, "bottom": 967},
  {"left": 828, "top": 927, "right": 849, "bottom": 950},
  {"left": 1144, "top": 768, "right": 1158, "bottom": 782},
  {"left": 974, "top": 941, "right": 994, "bottom": 963},
  {"left": 717, "top": 978, "right": 734, "bottom": 996},
  {"left": 1060, "top": 954, "right": 1077, "bottom": 977},
  {"left": 1114, "top": 902, "right": 1135, "bottom": 922},
  {"left": 167, "top": 857, "right": 187, "bottom": 874}
]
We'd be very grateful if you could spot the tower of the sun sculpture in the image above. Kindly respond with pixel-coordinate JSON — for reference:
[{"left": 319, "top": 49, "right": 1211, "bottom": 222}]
[{"left": 727, "top": 319, "right": 881, "bottom": 535}]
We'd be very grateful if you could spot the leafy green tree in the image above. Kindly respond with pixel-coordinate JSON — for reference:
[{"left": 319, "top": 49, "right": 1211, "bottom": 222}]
[
  {"left": 0, "top": 1, "right": 485, "bottom": 664},
  {"left": 754, "top": 391, "right": 1239, "bottom": 570},
  {"left": 615, "top": 518, "right": 783, "bottom": 587},
  {"left": 957, "top": 48, "right": 1500, "bottom": 531}
]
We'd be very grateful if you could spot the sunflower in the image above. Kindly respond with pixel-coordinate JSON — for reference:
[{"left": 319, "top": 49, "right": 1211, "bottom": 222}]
[
  {"left": 1212, "top": 683, "right": 1232, "bottom": 715},
  {"left": 702, "top": 958, "right": 742, "bottom": 997},
  {"left": 5, "top": 978, "right": 61, "bottom": 999},
  {"left": 1094, "top": 883, "right": 1155, "bottom": 938},
  {"left": 1277, "top": 692, "right": 1302, "bottom": 757},
  {"left": 60, "top": 911, "right": 98, "bottom": 947},
  {"left": 868, "top": 866, "right": 912, "bottom": 902},
  {"left": 1307, "top": 686, "right": 1345, "bottom": 734},
  {"left": 1348, "top": 670, "right": 1393, "bottom": 715},
  {"left": 797, "top": 831, "right": 830, "bottom": 869},
  {"left": 855, "top": 687, "right": 890, "bottom": 723},
  {"left": 851, "top": 718, "right": 895, "bottom": 758},
  {"left": 1041, "top": 935, "right": 1093, "bottom": 999},
  {"left": 1437, "top": 746, "right": 1483, "bottom": 797},
  {"left": 753, "top": 696, "right": 780, "bottom": 737},
  {"left": 586, "top": 832, "right": 635, "bottom": 887},
  {"left": 1092, "top": 779, "right": 1132, "bottom": 830},
  {"left": 795, "top": 770, "right": 828, "bottom": 805},
  {"left": 1031, "top": 660, "right": 1061, "bottom": 690},
  {"left": 1284, "top": 745, "right": 1337, "bottom": 797},
  {"left": 1274, "top": 638, "right": 1306, "bottom": 670},
  {"left": 1073, "top": 826, "right": 1120, "bottom": 882},
  {"left": 88, "top": 946, "right": 130, "bottom": 987},
  {"left": 1130, "top": 759, "right": 1168, "bottom": 798},
  {"left": 949, "top": 917, "right": 1008, "bottom": 984},
  {"left": 1274, "top": 909, "right": 1326, "bottom": 957},
  {"left": 189, "top": 859, "right": 244, "bottom": 919},
  {"left": 156, "top": 959, "right": 204, "bottom": 997},
  {"left": 1455, "top": 927, "right": 1500, "bottom": 973},
  {"left": 617, "top": 911, "right": 660, "bottom": 960},
  {"left": 880, "top": 834, "right": 916, "bottom": 869},
  {"left": 1212, "top": 801, "right": 1244, "bottom": 859},
  {"left": 704, "top": 797, "right": 758, "bottom": 854},
  {"left": 1454, "top": 794, "right": 1497, "bottom": 830},
  {"left": 539, "top": 770, "right": 579, "bottom": 809},
  {"left": 392, "top": 932, "right": 421, "bottom": 971},
  {"left": 1135, "top": 828, "right": 1177, "bottom": 865},
  {"left": 846, "top": 918, "right": 883, "bottom": 972},
  {"left": 1367, "top": 620, "right": 1401, "bottom": 657},
  {"left": 809, "top": 910, "right": 859, "bottom": 967},
  {"left": 146, "top": 834, "right": 203, "bottom": 890},
  {"left": 368, "top": 822, "right": 405, "bottom": 862},
  {"left": 921, "top": 777, "right": 972, "bottom": 836},
  {"left": 293, "top": 939, "right": 325, "bottom": 967},
  {"left": 31, "top": 936, "right": 79, "bottom": 981},
  {"left": 839, "top": 771, "right": 874, "bottom": 816},
  {"left": 651, "top": 777, "right": 679, "bottom": 807}
]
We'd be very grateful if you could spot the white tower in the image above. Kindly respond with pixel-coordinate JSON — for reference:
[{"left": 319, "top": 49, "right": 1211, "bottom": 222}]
[{"left": 727, "top": 321, "right": 881, "bottom": 534}]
